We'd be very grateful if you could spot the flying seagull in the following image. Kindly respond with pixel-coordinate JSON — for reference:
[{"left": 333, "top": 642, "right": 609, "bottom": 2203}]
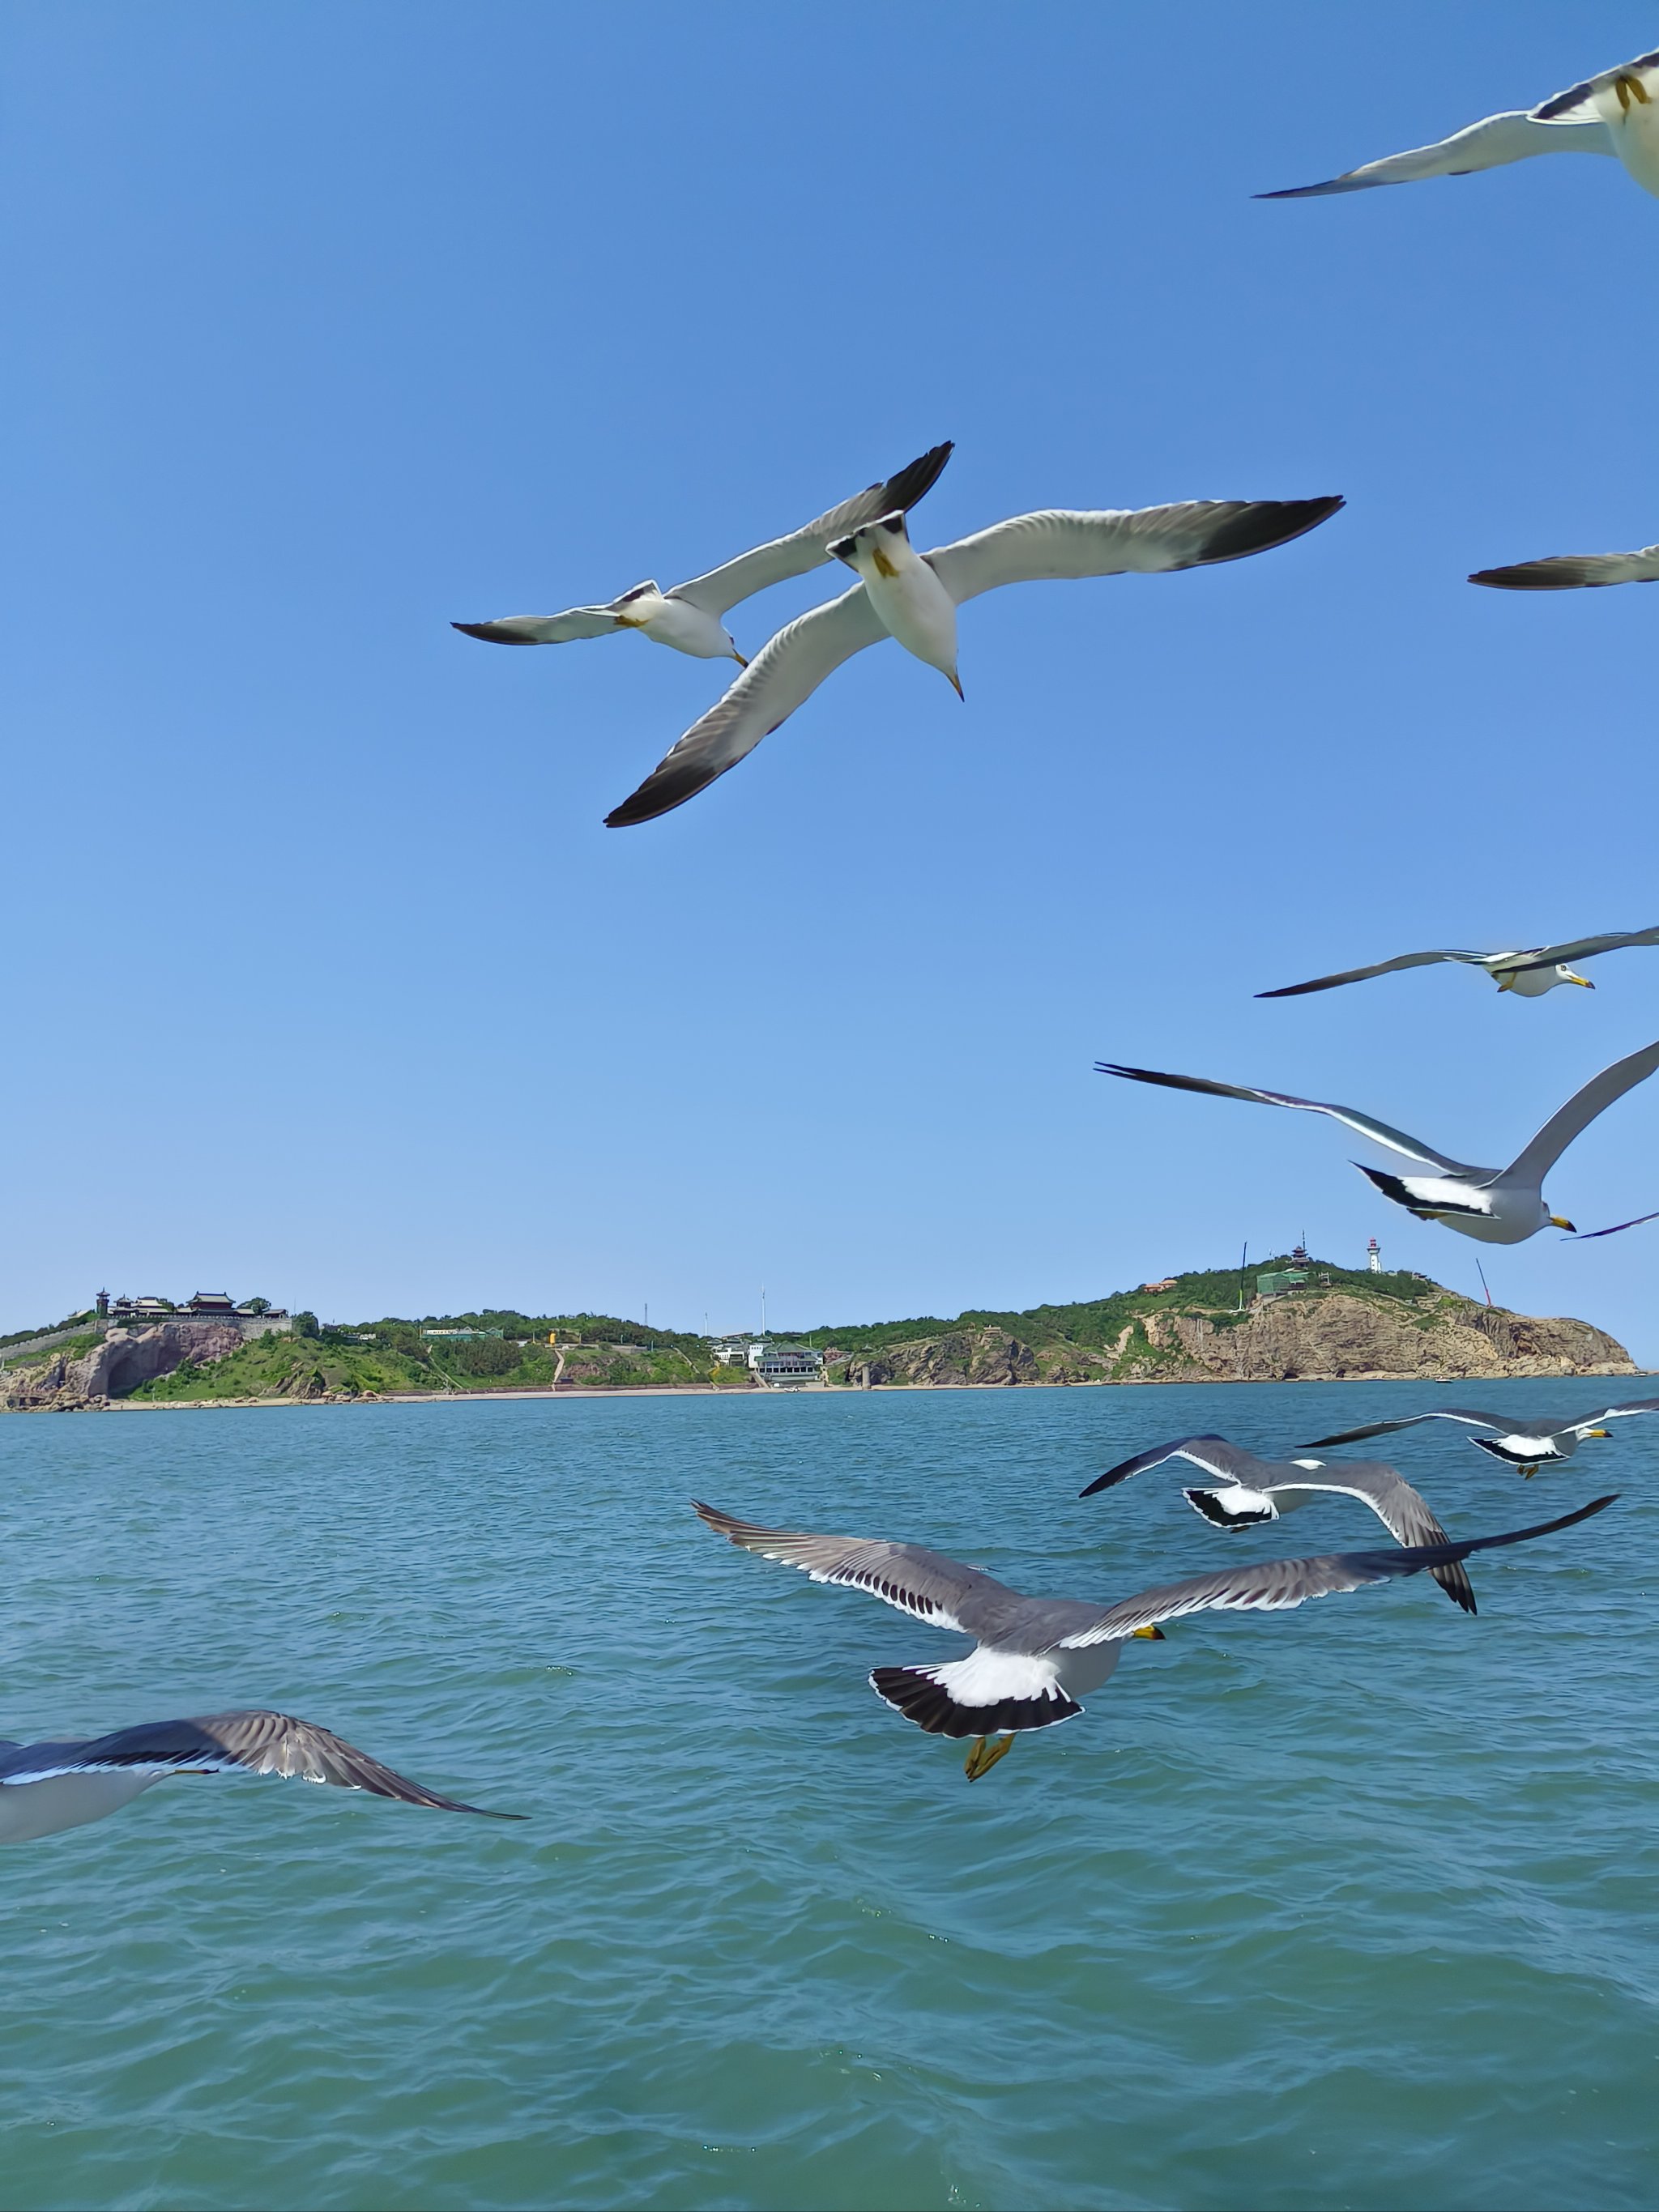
[
  {"left": 604, "top": 494, "right": 1343, "bottom": 825},
  {"left": 0, "top": 1709, "right": 520, "bottom": 1844},
  {"left": 1260, "top": 49, "right": 1659, "bottom": 202},
  {"left": 453, "top": 442, "right": 953, "bottom": 665},
  {"left": 1096, "top": 1038, "right": 1659, "bottom": 1243},
  {"left": 1472, "top": 542, "right": 1659, "bottom": 590},
  {"left": 1257, "top": 927, "right": 1659, "bottom": 999},
  {"left": 1078, "top": 1434, "right": 1474, "bottom": 1610},
  {"left": 692, "top": 1496, "right": 1611, "bottom": 1779},
  {"left": 1302, "top": 1399, "right": 1659, "bottom": 1476}
]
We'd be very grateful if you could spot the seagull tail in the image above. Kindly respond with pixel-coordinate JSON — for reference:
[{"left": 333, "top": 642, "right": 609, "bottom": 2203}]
[
  {"left": 1183, "top": 1487, "right": 1277, "bottom": 1529},
  {"left": 869, "top": 1663, "right": 1082, "bottom": 1740}
]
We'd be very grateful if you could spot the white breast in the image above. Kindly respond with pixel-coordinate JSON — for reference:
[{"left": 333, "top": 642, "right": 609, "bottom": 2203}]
[{"left": 0, "top": 1771, "right": 160, "bottom": 1844}]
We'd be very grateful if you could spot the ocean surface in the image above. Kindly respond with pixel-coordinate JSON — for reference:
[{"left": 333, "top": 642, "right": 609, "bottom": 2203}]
[{"left": 1, "top": 1383, "right": 1655, "bottom": 2211}]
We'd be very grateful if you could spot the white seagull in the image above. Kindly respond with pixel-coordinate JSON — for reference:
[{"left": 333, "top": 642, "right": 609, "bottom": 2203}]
[
  {"left": 694, "top": 1496, "right": 1610, "bottom": 1779},
  {"left": 453, "top": 443, "right": 953, "bottom": 665},
  {"left": 1257, "top": 927, "right": 1659, "bottom": 999},
  {"left": 0, "top": 1709, "right": 520, "bottom": 1844},
  {"left": 604, "top": 494, "right": 1343, "bottom": 825},
  {"left": 1079, "top": 1434, "right": 1475, "bottom": 1610},
  {"left": 1472, "top": 542, "right": 1659, "bottom": 590},
  {"left": 1302, "top": 1398, "right": 1659, "bottom": 1476},
  {"left": 1260, "top": 49, "right": 1659, "bottom": 202},
  {"left": 1096, "top": 1038, "right": 1659, "bottom": 1244}
]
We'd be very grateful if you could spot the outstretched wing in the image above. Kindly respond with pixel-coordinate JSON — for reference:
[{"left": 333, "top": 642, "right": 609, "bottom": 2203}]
[
  {"left": 672, "top": 444, "right": 953, "bottom": 615},
  {"left": 922, "top": 497, "right": 1341, "bottom": 606},
  {"left": 605, "top": 587, "right": 886, "bottom": 826},
  {"left": 1096, "top": 1062, "right": 1474, "bottom": 1173},
  {"left": 1499, "top": 927, "right": 1659, "bottom": 972},
  {"left": 1258, "top": 111, "right": 1612, "bottom": 198},
  {"left": 452, "top": 607, "right": 627, "bottom": 646},
  {"left": 1081, "top": 1434, "right": 1269, "bottom": 1498},
  {"left": 692, "top": 1501, "right": 1006, "bottom": 1631},
  {"left": 1563, "top": 1209, "right": 1659, "bottom": 1241},
  {"left": 1051, "top": 1497, "right": 1614, "bottom": 1649},
  {"left": 1471, "top": 548, "right": 1659, "bottom": 590},
  {"left": 1533, "top": 52, "right": 1659, "bottom": 122},
  {"left": 1300, "top": 1409, "right": 1515, "bottom": 1449},
  {"left": 0, "top": 1711, "right": 518, "bottom": 1816},
  {"left": 1256, "top": 947, "right": 1491, "bottom": 998},
  {"left": 1506, "top": 1038, "right": 1659, "bottom": 1184},
  {"left": 1268, "top": 1461, "right": 1473, "bottom": 1613},
  {"left": 1581, "top": 1397, "right": 1659, "bottom": 1426}
]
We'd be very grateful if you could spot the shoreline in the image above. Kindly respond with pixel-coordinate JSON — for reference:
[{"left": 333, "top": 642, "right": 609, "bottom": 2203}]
[{"left": 9, "top": 1363, "right": 1644, "bottom": 1415}]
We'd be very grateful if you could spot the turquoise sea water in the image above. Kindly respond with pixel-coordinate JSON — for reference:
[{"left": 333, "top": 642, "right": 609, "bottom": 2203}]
[{"left": 1, "top": 1383, "right": 1655, "bottom": 2211}]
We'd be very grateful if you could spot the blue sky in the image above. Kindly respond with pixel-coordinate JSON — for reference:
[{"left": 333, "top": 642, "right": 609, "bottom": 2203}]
[{"left": 6, "top": 4, "right": 1659, "bottom": 1356}]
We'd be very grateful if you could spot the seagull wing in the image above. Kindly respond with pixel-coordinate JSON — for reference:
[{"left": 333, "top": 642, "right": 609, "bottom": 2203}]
[
  {"left": 1096, "top": 1062, "right": 1475, "bottom": 1173},
  {"left": 1300, "top": 1409, "right": 1515, "bottom": 1448},
  {"left": 1505, "top": 1038, "right": 1659, "bottom": 1184},
  {"left": 1051, "top": 1496, "right": 1614, "bottom": 1649},
  {"left": 1256, "top": 948, "right": 1491, "bottom": 998},
  {"left": 1580, "top": 1397, "right": 1659, "bottom": 1426},
  {"left": 0, "top": 1711, "right": 518, "bottom": 1816},
  {"left": 671, "top": 443, "right": 953, "bottom": 616},
  {"left": 1500, "top": 927, "right": 1659, "bottom": 972},
  {"left": 1563, "top": 1208, "right": 1659, "bottom": 1241},
  {"left": 1081, "top": 1434, "right": 1269, "bottom": 1498},
  {"left": 693, "top": 1501, "right": 1007, "bottom": 1632},
  {"left": 1470, "top": 548, "right": 1659, "bottom": 590},
  {"left": 452, "top": 607, "right": 627, "bottom": 645},
  {"left": 1258, "top": 111, "right": 1613, "bottom": 198},
  {"left": 1533, "top": 52, "right": 1659, "bottom": 121},
  {"left": 605, "top": 587, "right": 886, "bottom": 826},
  {"left": 1268, "top": 1461, "right": 1474, "bottom": 1612},
  {"left": 921, "top": 498, "right": 1342, "bottom": 605}
]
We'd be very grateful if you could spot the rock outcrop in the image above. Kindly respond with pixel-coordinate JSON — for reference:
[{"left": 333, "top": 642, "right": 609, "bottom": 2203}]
[
  {"left": 0, "top": 1322, "right": 245, "bottom": 1410},
  {"left": 829, "top": 1291, "right": 1634, "bottom": 1389}
]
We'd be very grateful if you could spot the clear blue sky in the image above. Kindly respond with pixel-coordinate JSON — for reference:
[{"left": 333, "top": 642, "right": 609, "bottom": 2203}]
[{"left": 6, "top": 4, "right": 1658, "bottom": 1357}]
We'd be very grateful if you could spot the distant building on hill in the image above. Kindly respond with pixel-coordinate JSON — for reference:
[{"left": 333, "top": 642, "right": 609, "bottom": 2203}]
[
  {"left": 1139, "top": 1278, "right": 1179, "bottom": 1294},
  {"left": 102, "top": 1290, "right": 291, "bottom": 1336},
  {"left": 1367, "top": 1238, "right": 1382, "bottom": 1273},
  {"left": 421, "top": 1326, "right": 504, "bottom": 1341},
  {"left": 1256, "top": 1268, "right": 1308, "bottom": 1300}
]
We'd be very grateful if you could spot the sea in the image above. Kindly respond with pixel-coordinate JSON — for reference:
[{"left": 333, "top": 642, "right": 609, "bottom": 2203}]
[{"left": 1, "top": 1382, "right": 1654, "bottom": 2211}]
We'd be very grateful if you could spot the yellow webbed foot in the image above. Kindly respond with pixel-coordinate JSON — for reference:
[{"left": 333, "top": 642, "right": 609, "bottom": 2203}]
[{"left": 963, "top": 1733, "right": 1014, "bottom": 1782}]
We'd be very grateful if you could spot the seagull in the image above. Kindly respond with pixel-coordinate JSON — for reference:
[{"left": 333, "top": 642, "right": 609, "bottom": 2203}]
[
  {"left": 603, "top": 494, "right": 1343, "bottom": 825},
  {"left": 1257, "top": 927, "right": 1659, "bottom": 999},
  {"left": 1302, "top": 1399, "right": 1659, "bottom": 1476},
  {"left": 452, "top": 442, "right": 953, "bottom": 665},
  {"left": 1472, "top": 543, "right": 1659, "bottom": 590},
  {"left": 1078, "top": 1434, "right": 1474, "bottom": 1610},
  {"left": 1260, "top": 49, "right": 1659, "bottom": 202},
  {"left": 0, "top": 1709, "right": 520, "bottom": 1844},
  {"left": 1096, "top": 1038, "right": 1659, "bottom": 1243},
  {"left": 693, "top": 1495, "right": 1610, "bottom": 1779}
]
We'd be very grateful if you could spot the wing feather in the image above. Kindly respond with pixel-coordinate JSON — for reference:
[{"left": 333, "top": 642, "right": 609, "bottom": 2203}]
[
  {"left": 671, "top": 444, "right": 953, "bottom": 614},
  {"left": 692, "top": 1502, "right": 1000, "bottom": 1630},
  {"left": 605, "top": 588, "right": 885, "bottom": 826},
  {"left": 1269, "top": 1462, "right": 1473, "bottom": 1611},
  {"left": 1300, "top": 1410, "right": 1514, "bottom": 1449},
  {"left": 1096, "top": 1062, "right": 1473, "bottom": 1172},
  {"left": 1256, "top": 948, "right": 1487, "bottom": 997},
  {"left": 452, "top": 609, "right": 625, "bottom": 645},
  {"left": 0, "top": 1711, "right": 516, "bottom": 1815},
  {"left": 1259, "top": 112, "right": 1612, "bottom": 197},
  {"left": 1506, "top": 1038, "right": 1659, "bottom": 1184},
  {"left": 1502, "top": 927, "right": 1659, "bottom": 971},
  {"left": 1081, "top": 1434, "right": 1268, "bottom": 1498},
  {"left": 1471, "top": 548, "right": 1659, "bottom": 590},
  {"left": 1053, "top": 1497, "right": 1614, "bottom": 1648},
  {"left": 923, "top": 497, "right": 1341, "bottom": 605}
]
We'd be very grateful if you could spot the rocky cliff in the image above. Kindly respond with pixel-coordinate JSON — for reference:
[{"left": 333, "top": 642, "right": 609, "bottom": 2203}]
[
  {"left": 831, "top": 1290, "right": 1634, "bottom": 1389},
  {"left": 0, "top": 1322, "right": 246, "bottom": 1410}
]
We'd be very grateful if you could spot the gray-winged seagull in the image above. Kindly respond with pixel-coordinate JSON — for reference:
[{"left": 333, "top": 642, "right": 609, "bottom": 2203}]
[
  {"left": 1097, "top": 1038, "right": 1659, "bottom": 1244},
  {"left": 1079, "top": 1433, "right": 1474, "bottom": 1610},
  {"left": 453, "top": 442, "right": 952, "bottom": 664},
  {"left": 1261, "top": 49, "right": 1659, "bottom": 201},
  {"left": 0, "top": 1710, "right": 520, "bottom": 1843},
  {"left": 693, "top": 1495, "right": 1610, "bottom": 1779},
  {"left": 605, "top": 493, "right": 1342, "bottom": 824},
  {"left": 1303, "top": 1398, "right": 1659, "bottom": 1476},
  {"left": 1258, "top": 927, "right": 1659, "bottom": 999}
]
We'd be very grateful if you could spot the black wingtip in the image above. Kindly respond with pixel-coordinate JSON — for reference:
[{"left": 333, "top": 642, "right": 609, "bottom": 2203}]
[
  {"left": 1469, "top": 565, "right": 1585, "bottom": 592},
  {"left": 880, "top": 441, "right": 954, "bottom": 514},
  {"left": 1195, "top": 496, "right": 1345, "bottom": 569}
]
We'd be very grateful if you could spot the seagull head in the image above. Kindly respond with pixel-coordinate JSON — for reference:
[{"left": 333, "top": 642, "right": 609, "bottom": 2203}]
[{"left": 1556, "top": 967, "right": 1595, "bottom": 989}]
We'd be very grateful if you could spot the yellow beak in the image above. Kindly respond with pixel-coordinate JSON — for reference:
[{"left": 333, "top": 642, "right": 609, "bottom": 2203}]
[
  {"left": 1549, "top": 1215, "right": 1577, "bottom": 1231},
  {"left": 1132, "top": 1624, "right": 1166, "bottom": 1641},
  {"left": 1566, "top": 974, "right": 1594, "bottom": 989},
  {"left": 1587, "top": 1428, "right": 1611, "bottom": 1439}
]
